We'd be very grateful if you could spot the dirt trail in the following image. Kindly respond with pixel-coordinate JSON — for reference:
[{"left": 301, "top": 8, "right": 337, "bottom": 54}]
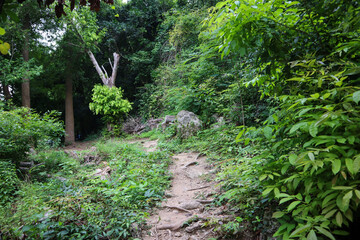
[{"left": 130, "top": 139, "right": 221, "bottom": 240}]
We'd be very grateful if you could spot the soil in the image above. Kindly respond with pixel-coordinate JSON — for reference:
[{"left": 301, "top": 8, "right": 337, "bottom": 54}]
[{"left": 130, "top": 139, "right": 224, "bottom": 240}]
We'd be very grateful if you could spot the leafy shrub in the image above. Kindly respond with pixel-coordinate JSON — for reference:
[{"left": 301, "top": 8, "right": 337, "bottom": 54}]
[
  {"left": 0, "top": 161, "right": 19, "bottom": 204},
  {"left": 89, "top": 85, "right": 132, "bottom": 126},
  {"left": 0, "top": 107, "right": 64, "bottom": 165}
]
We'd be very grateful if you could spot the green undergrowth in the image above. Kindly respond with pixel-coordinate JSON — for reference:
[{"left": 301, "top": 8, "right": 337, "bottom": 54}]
[
  {"left": 0, "top": 138, "right": 171, "bottom": 240},
  {"left": 139, "top": 126, "right": 274, "bottom": 237}
]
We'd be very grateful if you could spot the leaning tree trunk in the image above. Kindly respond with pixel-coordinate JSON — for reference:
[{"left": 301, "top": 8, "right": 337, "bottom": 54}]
[
  {"left": 65, "top": 69, "right": 75, "bottom": 145},
  {"left": 22, "top": 13, "right": 31, "bottom": 108}
]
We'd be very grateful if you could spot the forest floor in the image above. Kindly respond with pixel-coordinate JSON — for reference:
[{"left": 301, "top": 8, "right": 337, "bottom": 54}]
[
  {"left": 62, "top": 138, "right": 236, "bottom": 240},
  {"left": 128, "top": 138, "right": 223, "bottom": 240}
]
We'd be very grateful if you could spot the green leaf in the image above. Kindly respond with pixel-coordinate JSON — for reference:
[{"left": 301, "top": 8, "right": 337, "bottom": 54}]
[
  {"left": 272, "top": 211, "right": 285, "bottom": 218},
  {"left": 307, "top": 230, "right": 317, "bottom": 240},
  {"left": 353, "top": 91, "right": 360, "bottom": 104},
  {"left": 288, "top": 200, "right": 301, "bottom": 211},
  {"left": 308, "top": 152, "right": 315, "bottom": 161},
  {"left": 289, "top": 154, "right": 297, "bottom": 165},
  {"left": 355, "top": 190, "right": 360, "bottom": 199},
  {"left": 280, "top": 197, "right": 293, "bottom": 204},
  {"left": 324, "top": 209, "right": 337, "bottom": 218},
  {"left": 236, "top": 128, "right": 245, "bottom": 141},
  {"left": 345, "top": 158, "right": 354, "bottom": 174},
  {"left": 263, "top": 126, "right": 272, "bottom": 139},
  {"left": 309, "top": 123, "right": 318, "bottom": 137},
  {"left": 289, "top": 122, "right": 307, "bottom": 134},
  {"left": 314, "top": 227, "right": 335, "bottom": 240},
  {"left": 310, "top": 93, "right": 320, "bottom": 99},
  {"left": 353, "top": 155, "right": 360, "bottom": 173},
  {"left": 0, "top": 27, "right": 5, "bottom": 35},
  {"left": 290, "top": 224, "right": 311, "bottom": 237},
  {"left": 336, "top": 211, "right": 343, "bottom": 226},
  {"left": 332, "top": 159, "right": 341, "bottom": 174}
]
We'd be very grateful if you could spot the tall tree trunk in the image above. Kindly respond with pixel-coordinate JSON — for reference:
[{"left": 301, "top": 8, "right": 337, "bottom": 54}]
[
  {"left": 22, "top": 13, "right": 31, "bottom": 108},
  {"left": 65, "top": 69, "right": 75, "bottom": 144}
]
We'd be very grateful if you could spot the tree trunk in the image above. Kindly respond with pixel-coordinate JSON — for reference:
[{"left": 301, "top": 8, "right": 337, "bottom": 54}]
[
  {"left": 65, "top": 71, "right": 75, "bottom": 145},
  {"left": 1, "top": 82, "right": 11, "bottom": 101},
  {"left": 86, "top": 50, "right": 120, "bottom": 88},
  {"left": 22, "top": 13, "right": 31, "bottom": 108}
]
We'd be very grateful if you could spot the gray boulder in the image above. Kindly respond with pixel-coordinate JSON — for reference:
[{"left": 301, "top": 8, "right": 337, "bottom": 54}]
[
  {"left": 159, "top": 115, "right": 176, "bottom": 130},
  {"left": 176, "top": 110, "right": 202, "bottom": 138}
]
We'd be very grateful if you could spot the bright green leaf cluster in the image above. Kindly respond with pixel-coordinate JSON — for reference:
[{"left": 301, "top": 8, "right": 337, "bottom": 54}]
[{"left": 89, "top": 85, "right": 132, "bottom": 124}]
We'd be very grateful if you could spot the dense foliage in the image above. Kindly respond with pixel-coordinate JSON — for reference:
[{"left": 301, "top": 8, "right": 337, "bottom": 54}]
[
  {"left": 0, "top": 140, "right": 171, "bottom": 239},
  {"left": 1, "top": 0, "right": 359, "bottom": 238},
  {"left": 0, "top": 107, "right": 64, "bottom": 164}
]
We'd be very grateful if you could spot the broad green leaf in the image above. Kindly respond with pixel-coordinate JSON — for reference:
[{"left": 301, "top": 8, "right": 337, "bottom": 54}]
[
  {"left": 289, "top": 154, "right": 297, "bottom": 165},
  {"left": 314, "top": 227, "right": 336, "bottom": 240},
  {"left": 345, "top": 158, "right": 354, "bottom": 174},
  {"left": 263, "top": 126, "right": 272, "bottom": 139},
  {"left": 259, "top": 175, "right": 267, "bottom": 181},
  {"left": 355, "top": 190, "right": 360, "bottom": 199},
  {"left": 262, "top": 188, "right": 273, "bottom": 196},
  {"left": 307, "top": 230, "right": 317, "bottom": 240},
  {"left": 310, "top": 93, "right": 320, "bottom": 99},
  {"left": 0, "top": 27, "right": 5, "bottom": 35},
  {"left": 353, "top": 155, "right": 360, "bottom": 173},
  {"left": 332, "top": 159, "right": 341, "bottom": 174},
  {"left": 308, "top": 152, "right": 315, "bottom": 161},
  {"left": 322, "top": 192, "right": 338, "bottom": 208},
  {"left": 272, "top": 211, "right": 285, "bottom": 218},
  {"left": 324, "top": 209, "right": 337, "bottom": 218},
  {"left": 236, "top": 128, "right": 246, "bottom": 141},
  {"left": 280, "top": 197, "right": 293, "bottom": 204},
  {"left": 309, "top": 123, "right": 318, "bottom": 137},
  {"left": 353, "top": 91, "right": 360, "bottom": 104},
  {"left": 344, "top": 209, "right": 353, "bottom": 221},
  {"left": 288, "top": 200, "right": 301, "bottom": 211},
  {"left": 290, "top": 224, "right": 311, "bottom": 237},
  {"left": 289, "top": 122, "right": 307, "bottom": 134},
  {"left": 336, "top": 211, "right": 343, "bottom": 226}
]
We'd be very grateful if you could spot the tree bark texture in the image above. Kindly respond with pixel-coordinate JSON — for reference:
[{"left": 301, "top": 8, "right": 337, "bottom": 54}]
[
  {"left": 22, "top": 13, "right": 31, "bottom": 108},
  {"left": 86, "top": 50, "right": 120, "bottom": 88},
  {"left": 65, "top": 71, "right": 75, "bottom": 144}
]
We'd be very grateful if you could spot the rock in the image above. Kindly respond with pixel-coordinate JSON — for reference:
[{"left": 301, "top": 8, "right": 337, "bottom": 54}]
[
  {"left": 93, "top": 166, "right": 111, "bottom": 180},
  {"left": 211, "top": 116, "right": 226, "bottom": 129},
  {"left": 174, "top": 232, "right": 182, "bottom": 237},
  {"left": 122, "top": 117, "right": 145, "bottom": 134},
  {"left": 179, "top": 201, "right": 202, "bottom": 210},
  {"left": 160, "top": 115, "right": 176, "bottom": 130},
  {"left": 146, "top": 118, "right": 163, "bottom": 130},
  {"left": 176, "top": 111, "right": 202, "bottom": 138}
]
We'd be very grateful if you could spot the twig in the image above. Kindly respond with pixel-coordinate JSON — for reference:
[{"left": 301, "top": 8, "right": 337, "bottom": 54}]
[
  {"left": 165, "top": 205, "right": 192, "bottom": 213},
  {"left": 187, "top": 185, "right": 211, "bottom": 191}
]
